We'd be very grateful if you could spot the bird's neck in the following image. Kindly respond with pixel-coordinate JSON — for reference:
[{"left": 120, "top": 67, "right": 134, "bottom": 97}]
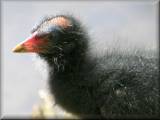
[{"left": 47, "top": 51, "right": 87, "bottom": 75}]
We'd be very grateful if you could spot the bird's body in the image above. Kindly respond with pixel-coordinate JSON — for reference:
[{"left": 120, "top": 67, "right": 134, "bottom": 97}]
[
  {"left": 48, "top": 51, "right": 159, "bottom": 118},
  {"left": 13, "top": 15, "right": 159, "bottom": 118}
]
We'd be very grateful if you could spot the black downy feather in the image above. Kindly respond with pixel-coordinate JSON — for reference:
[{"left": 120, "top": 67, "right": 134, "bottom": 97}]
[{"left": 33, "top": 15, "right": 159, "bottom": 118}]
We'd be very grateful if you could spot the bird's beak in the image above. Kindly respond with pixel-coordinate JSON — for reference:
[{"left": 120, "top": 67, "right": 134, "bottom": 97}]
[
  {"left": 12, "top": 32, "right": 46, "bottom": 53},
  {"left": 12, "top": 43, "right": 27, "bottom": 52}
]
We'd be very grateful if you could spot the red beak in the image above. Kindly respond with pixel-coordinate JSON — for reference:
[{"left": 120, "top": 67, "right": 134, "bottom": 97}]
[{"left": 12, "top": 32, "right": 47, "bottom": 53}]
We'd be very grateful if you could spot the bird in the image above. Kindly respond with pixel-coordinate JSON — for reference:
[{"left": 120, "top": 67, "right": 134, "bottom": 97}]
[{"left": 12, "top": 14, "right": 159, "bottom": 119}]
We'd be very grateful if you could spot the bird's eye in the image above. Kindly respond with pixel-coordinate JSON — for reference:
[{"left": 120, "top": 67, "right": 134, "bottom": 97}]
[{"left": 36, "top": 32, "right": 50, "bottom": 40}]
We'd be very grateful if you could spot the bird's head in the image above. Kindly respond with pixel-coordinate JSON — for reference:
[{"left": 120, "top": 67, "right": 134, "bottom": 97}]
[{"left": 12, "top": 15, "right": 88, "bottom": 63}]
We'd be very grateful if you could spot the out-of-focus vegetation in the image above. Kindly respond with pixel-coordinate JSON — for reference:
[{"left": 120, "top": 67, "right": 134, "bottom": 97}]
[{"left": 32, "top": 89, "right": 78, "bottom": 119}]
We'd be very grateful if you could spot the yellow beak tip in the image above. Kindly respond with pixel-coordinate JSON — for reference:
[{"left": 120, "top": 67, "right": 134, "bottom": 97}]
[
  {"left": 12, "top": 44, "right": 26, "bottom": 53},
  {"left": 12, "top": 47, "right": 17, "bottom": 52}
]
